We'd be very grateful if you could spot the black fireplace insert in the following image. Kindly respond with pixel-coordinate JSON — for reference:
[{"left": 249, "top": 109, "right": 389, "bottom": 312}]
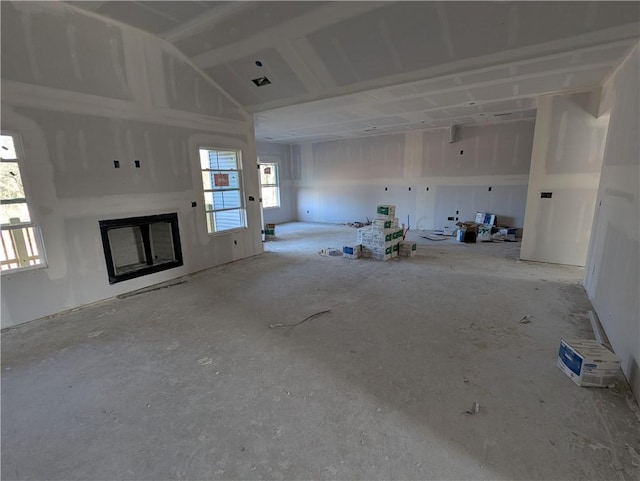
[{"left": 99, "top": 213, "right": 183, "bottom": 284}]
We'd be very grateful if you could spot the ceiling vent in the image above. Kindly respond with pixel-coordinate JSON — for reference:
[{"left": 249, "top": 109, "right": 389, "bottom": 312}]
[{"left": 252, "top": 76, "right": 271, "bottom": 87}]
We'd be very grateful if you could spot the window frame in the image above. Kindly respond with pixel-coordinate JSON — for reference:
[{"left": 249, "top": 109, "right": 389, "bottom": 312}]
[
  {"left": 0, "top": 131, "right": 47, "bottom": 273},
  {"left": 258, "top": 161, "right": 281, "bottom": 209},
  {"left": 198, "top": 146, "right": 247, "bottom": 235}
]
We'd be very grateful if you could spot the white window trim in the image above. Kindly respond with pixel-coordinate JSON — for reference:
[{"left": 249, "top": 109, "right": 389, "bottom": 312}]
[
  {"left": 1, "top": 131, "right": 47, "bottom": 274},
  {"left": 259, "top": 160, "right": 281, "bottom": 210},
  {"left": 199, "top": 146, "right": 247, "bottom": 236}
]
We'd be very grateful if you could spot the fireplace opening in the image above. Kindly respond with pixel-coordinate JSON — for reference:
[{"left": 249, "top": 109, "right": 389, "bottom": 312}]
[{"left": 99, "top": 213, "right": 183, "bottom": 284}]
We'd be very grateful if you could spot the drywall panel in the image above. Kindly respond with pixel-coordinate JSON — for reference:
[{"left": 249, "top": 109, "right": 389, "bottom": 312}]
[
  {"left": 256, "top": 141, "right": 296, "bottom": 224},
  {"left": 521, "top": 91, "right": 608, "bottom": 266},
  {"left": 96, "top": 1, "right": 208, "bottom": 35},
  {"left": 421, "top": 121, "right": 534, "bottom": 177},
  {"left": 204, "top": 48, "right": 308, "bottom": 107},
  {"left": 0, "top": 2, "right": 261, "bottom": 328},
  {"left": 307, "top": 2, "right": 447, "bottom": 86},
  {"left": 1, "top": 2, "right": 131, "bottom": 100},
  {"left": 294, "top": 122, "right": 533, "bottom": 229},
  {"left": 522, "top": 188, "right": 600, "bottom": 265},
  {"left": 311, "top": 134, "right": 405, "bottom": 181},
  {"left": 175, "top": 2, "right": 325, "bottom": 57},
  {"left": 545, "top": 93, "right": 608, "bottom": 174},
  {"left": 162, "top": 53, "right": 246, "bottom": 120},
  {"left": 487, "top": 185, "right": 530, "bottom": 228},
  {"left": 584, "top": 44, "right": 639, "bottom": 399},
  {"left": 14, "top": 108, "right": 199, "bottom": 198}
]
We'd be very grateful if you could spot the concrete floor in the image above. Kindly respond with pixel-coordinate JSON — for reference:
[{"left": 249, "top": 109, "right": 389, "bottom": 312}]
[{"left": 2, "top": 222, "right": 639, "bottom": 480}]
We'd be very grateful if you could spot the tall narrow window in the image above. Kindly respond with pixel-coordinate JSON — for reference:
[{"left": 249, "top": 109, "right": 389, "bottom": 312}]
[
  {"left": 199, "top": 148, "right": 246, "bottom": 234},
  {"left": 259, "top": 163, "right": 280, "bottom": 209},
  {"left": 0, "top": 133, "right": 45, "bottom": 271}
]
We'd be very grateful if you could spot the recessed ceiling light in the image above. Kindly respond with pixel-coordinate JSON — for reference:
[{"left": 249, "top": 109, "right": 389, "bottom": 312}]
[
  {"left": 252, "top": 76, "right": 271, "bottom": 87},
  {"left": 255, "top": 60, "right": 263, "bottom": 67},
  {"left": 264, "top": 137, "right": 273, "bottom": 140}
]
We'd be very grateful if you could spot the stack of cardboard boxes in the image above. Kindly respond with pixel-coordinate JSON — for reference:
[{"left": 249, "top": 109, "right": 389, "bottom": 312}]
[
  {"left": 357, "top": 205, "right": 399, "bottom": 261},
  {"left": 346, "top": 205, "right": 416, "bottom": 261}
]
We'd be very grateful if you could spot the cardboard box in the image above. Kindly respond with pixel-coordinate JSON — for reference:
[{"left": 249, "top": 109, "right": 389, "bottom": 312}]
[
  {"left": 373, "top": 219, "right": 392, "bottom": 229},
  {"left": 463, "top": 230, "right": 476, "bottom": 243},
  {"left": 477, "top": 224, "right": 493, "bottom": 242},
  {"left": 376, "top": 205, "right": 396, "bottom": 217},
  {"left": 557, "top": 339, "right": 620, "bottom": 387},
  {"left": 456, "top": 221, "right": 479, "bottom": 232},
  {"left": 456, "top": 229, "right": 476, "bottom": 243},
  {"left": 475, "top": 212, "right": 497, "bottom": 225},
  {"left": 371, "top": 246, "right": 392, "bottom": 261},
  {"left": 399, "top": 241, "right": 416, "bottom": 250},
  {"left": 343, "top": 244, "right": 362, "bottom": 259},
  {"left": 399, "top": 241, "right": 417, "bottom": 257}
]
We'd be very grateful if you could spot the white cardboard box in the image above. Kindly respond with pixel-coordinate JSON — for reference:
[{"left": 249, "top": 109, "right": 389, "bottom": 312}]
[
  {"left": 343, "top": 244, "right": 362, "bottom": 259},
  {"left": 557, "top": 339, "right": 620, "bottom": 387}
]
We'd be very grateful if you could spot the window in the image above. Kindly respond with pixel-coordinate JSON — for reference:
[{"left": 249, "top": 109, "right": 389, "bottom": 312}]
[
  {"left": 199, "top": 148, "right": 246, "bottom": 233},
  {"left": 259, "top": 162, "right": 280, "bottom": 208},
  {"left": 1, "top": 133, "right": 45, "bottom": 271}
]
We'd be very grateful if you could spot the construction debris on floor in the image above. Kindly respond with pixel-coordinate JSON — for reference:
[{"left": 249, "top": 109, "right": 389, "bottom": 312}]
[
  {"left": 345, "top": 218, "right": 372, "bottom": 228},
  {"left": 455, "top": 212, "right": 520, "bottom": 243},
  {"left": 269, "top": 309, "right": 331, "bottom": 329},
  {"left": 318, "top": 248, "right": 342, "bottom": 257},
  {"left": 429, "top": 212, "right": 520, "bottom": 243}
]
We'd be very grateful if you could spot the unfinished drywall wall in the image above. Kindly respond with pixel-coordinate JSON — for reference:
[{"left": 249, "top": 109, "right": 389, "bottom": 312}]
[
  {"left": 256, "top": 141, "right": 296, "bottom": 225},
  {"left": 520, "top": 90, "right": 609, "bottom": 266},
  {"left": 294, "top": 121, "right": 534, "bottom": 229},
  {"left": 0, "top": 2, "right": 261, "bottom": 328},
  {"left": 584, "top": 44, "right": 639, "bottom": 399}
]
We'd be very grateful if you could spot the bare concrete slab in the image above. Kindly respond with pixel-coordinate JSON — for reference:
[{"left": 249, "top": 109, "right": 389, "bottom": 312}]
[{"left": 2, "top": 222, "right": 639, "bottom": 480}]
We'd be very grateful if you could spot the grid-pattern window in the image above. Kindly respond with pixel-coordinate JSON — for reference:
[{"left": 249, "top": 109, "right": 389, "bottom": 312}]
[
  {"left": 199, "top": 148, "right": 246, "bottom": 233},
  {"left": 1, "top": 133, "right": 45, "bottom": 271},
  {"left": 259, "top": 163, "right": 280, "bottom": 209}
]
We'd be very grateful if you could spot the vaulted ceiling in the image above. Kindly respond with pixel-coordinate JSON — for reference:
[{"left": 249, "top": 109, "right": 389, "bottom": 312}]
[{"left": 71, "top": 1, "right": 640, "bottom": 142}]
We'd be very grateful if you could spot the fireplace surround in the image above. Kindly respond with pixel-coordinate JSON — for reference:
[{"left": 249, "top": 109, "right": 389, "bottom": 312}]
[{"left": 99, "top": 213, "right": 183, "bottom": 284}]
